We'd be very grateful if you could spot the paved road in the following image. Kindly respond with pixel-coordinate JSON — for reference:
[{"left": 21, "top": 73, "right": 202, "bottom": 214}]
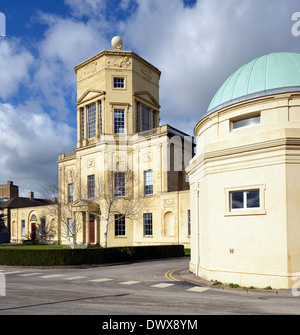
[{"left": 0, "top": 258, "right": 300, "bottom": 317}]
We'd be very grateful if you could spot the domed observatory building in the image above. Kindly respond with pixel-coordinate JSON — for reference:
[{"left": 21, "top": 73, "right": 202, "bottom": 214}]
[{"left": 187, "top": 52, "right": 300, "bottom": 289}]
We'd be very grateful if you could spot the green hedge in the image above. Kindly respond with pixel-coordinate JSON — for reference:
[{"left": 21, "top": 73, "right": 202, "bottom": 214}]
[{"left": 0, "top": 245, "right": 185, "bottom": 266}]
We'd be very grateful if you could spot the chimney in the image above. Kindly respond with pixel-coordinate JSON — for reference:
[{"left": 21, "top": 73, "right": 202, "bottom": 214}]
[{"left": 28, "top": 191, "right": 34, "bottom": 199}]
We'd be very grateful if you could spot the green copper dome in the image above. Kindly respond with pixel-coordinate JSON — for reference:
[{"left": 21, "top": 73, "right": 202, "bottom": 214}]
[{"left": 207, "top": 52, "right": 300, "bottom": 113}]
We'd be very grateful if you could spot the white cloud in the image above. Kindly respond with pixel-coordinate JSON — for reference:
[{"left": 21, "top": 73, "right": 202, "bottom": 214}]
[
  {"left": 64, "top": 0, "right": 106, "bottom": 18},
  {"left": 0, "top": 0, "right": 299, "bottom": 195},
  {"left": 0, "top": 102, "right": 74, "bottom": 196},
  {"left": 122, "top": 0, "right": 299, "bottom": 134},
  {"left": 0, "top": 39, "right": 33, "bottom": 100},
  {"left": 32, "top": 13, "right": 108, "bottom": 120}
]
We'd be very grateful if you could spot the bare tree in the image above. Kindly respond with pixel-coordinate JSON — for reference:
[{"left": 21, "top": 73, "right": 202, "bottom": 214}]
[
  {"left": 42, "top": 172, "right": 84, "bottom": 249},
  {"left": 82, "top": 169, "right": 149, "bottom": 248}
]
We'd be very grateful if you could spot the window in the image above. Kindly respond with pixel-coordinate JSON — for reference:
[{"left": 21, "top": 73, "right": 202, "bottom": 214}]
[
  {"left": 142, "top": 105, "right": 150, "bottom": 131},
  {"left": 99, "top": 101, "right": 102, "bottom": 135},
  {"left": 144, "top": 170, "right": 153, "bottom": 195},
  {"left": 115, "top": 215, "right": 126, "bottom": 236},
  {"left": 115, "top": 172, "right": 125, "bottom": 196},
  {"left": 188, "top": 210, "right": 191, "bottom": 236},
  {"left": 41, "top": 217, "right": 46, "bottom": 237},
  {"left": 67, "top": 218, "right": 73, "bottom": 237},
  {"left": 152, "top": 111, "right": 157, "bottom": 128},
  {"left": 113, "top": 77, "right": 125, "bottom": 88},
  {"left": 21, "top": 220, "right": 25, "bottom": 237},
  {"left": 230, "top": 189, "right": 260, "bottom": 210},
  {"left": 144, "top": 213, "right": 153, "bottom": 236},
  {"left": 81, "top": 108, "right": 85, "bottom": 140},
  {"left": 231, "top": 114, "right": 260, "bottom": 130},
  {"left": 68, "top": 183, "right": 73, "bottom": 204},
  {"left": 114, "top": 109, "right": 125, "bottom": 134},
  {"left": 136, "top": 102, "right": 140, "bottom": 133},
  {"left": 88, "top": 175, "right": 95, "bottom": 198},
  {"left": 87, "top": 103, "right": 96, "bottom": 139}
]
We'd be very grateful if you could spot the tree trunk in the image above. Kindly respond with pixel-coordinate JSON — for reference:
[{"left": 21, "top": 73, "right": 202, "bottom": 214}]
[{"left": 104, "top": 218, "right": 108, "bottom": 248}]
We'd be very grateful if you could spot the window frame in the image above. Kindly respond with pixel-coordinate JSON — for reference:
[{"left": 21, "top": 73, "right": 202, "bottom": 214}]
[
  {"left": 67, "top": 217, "right": 73, "bottom": 237},
  {"left": 87, "top": 103, "right": 96, "bottom": 139},
  {"left": 114, "top": 109, "right": 125, "bottom": 134},
  {"left": 114, "top": 172, "right": 126, "bottom": 197},
  {"left": 142, "top": 105, "right": 150, "bottom": 132},
  {"left": 144, "top": 213, "right": 153, "bottom": 237},
  {"left": 21, "top": 220, "right": 25, "bottom": 237},
  {"left": 230, "top": 189, "right": 260, "bottom": 211},
  {"left": 231, "top": 113, "right": 261, "bottom": 131},
  {"left": 188, "top": 209, "right": 191, "bottom": 236},
  {"left": 88, "top": 175, "right": 95, "bottom": 199},
  {"left": 144, "top": 170, "right": 153, "bottom": 196},
  {"left": 113, "top": 77, "right": 125, "bottom": 89},
  {"left": 40, "top": 217, "right": 46, "bottom": 237},
  {"left": 115, "top": 214, "right": 126, "bottom": 236},
  {"left": 224, "top": 184, "right": 266, "bottom": 216},
  {"left": 68, "top": 183, "right": 73, "bottom": 204}
]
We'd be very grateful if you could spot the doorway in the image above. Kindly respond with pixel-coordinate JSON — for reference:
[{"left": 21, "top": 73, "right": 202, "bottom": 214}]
[
  {"left": 31, "top": 222, "right": 36, "bottom": 241},
  {"left": 89, "top": 215, "right": 95, "bottom": 244}
]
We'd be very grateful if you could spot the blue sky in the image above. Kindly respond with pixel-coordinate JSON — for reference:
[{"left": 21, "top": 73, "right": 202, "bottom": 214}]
[{"left": 0, "top": 0, "right": 299, "bottom": 196}]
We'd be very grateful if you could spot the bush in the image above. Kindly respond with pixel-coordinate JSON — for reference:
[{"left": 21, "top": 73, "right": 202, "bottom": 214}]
[{"left": 0, "top": 245, "right": 185, "bottom": 266}]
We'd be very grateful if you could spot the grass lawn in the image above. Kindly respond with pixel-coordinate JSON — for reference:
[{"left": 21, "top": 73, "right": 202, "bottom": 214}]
[{"left": 0, "top": 244, "right": 68, "bottom": 250}]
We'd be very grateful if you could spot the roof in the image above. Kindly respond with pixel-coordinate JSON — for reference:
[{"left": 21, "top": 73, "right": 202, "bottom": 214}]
[
  {"left": 207, "top": 52, "right": 300, "bottom": 114},
  {"left": 0, "top": 197, "right": 55, "bottom": 209}
]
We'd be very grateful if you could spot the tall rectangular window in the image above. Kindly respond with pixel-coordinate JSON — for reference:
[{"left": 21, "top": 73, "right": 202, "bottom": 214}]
[
  {"left": 115, "top": 215, "right": 126, "bottom": 236},
  {"left": 88, "top": 175, "right": 95, "bottom": 198},
  {"left": 99, "top": 101, "right": 102, "bottom": 135},
  {"left": 67, "top": 218, "right": 73, "bottom": 237},
  {"left": 142, "top": 105, "right": 150, "bottom": 131},
  {"left": 114, "top": 109, "right": 125, "bottom": 134},
  {"left": 188, "top": 210, "right": 191, "bottom": 236},
  {"left": 144, "top": 213, "right": 153, "bottom": 236},
  {"left": 81, "top": 108, "right": 85, "bottom": 140},
  {"left": 230, "top": 189, "right": 260, "bottom": 210},
  {"left": 152, "top": 111, "right": 157, "bottom": 128},
  {"left": 144, "top": 170, "right": 153, "bottom": 195},
  {"left": 113, "top": 77, "right": 125, "bottom": 88},
  {"left": 136, "top": 102, "right": 140, "bottom": 133},
  {"left": 68, "top": 183, "right": 73, "bottom": 204},
  {"left": 21, "top": 220, "right": 25, "bottom": 237},
  {"left": 41, "top": 217, "right": 46, "bottom": 237},
  {"left": 114, "top": 172, "right": 125, "bottom": 196},
  {"left": 87, "top": 103, "right": 96, "bottom": 139}
]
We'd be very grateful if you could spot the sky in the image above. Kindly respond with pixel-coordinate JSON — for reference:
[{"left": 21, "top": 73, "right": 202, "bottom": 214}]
[{"left": 0, "top": 0, "right": 299, "bottom": 197}]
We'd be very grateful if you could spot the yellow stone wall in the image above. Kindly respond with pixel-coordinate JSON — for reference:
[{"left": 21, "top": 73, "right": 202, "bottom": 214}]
[
  {"left": 56, "top": 47, "right": 192, "bottom": 248},
  {"left": 187, "top": 92, "right": 300, "bottom": 289}
]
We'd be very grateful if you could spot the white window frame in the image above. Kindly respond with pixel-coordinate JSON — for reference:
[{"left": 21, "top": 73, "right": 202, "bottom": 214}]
[
  {"left": 230, "top": 190, "right": 260, "bottom": 211},
  {"left": 67, "top": 218, "right": 73, "bottom": 237},
  {"left": 224, "top": 184, "right": 266, "bottom": 216},
  {"left": 87, "top": 103, "right": 96, "bottom": 139},
  {"left": 21, "top": 220, "right": 25, "bottom": 237},
  {"left": 144, "top": 213, "right": 153, "bottom": 237},
  {"left": 113, "top": 77, "right": 125, "bottom": 89},
  {"left": 144, "top": 170, "right": 153, "bottom": 195}
]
